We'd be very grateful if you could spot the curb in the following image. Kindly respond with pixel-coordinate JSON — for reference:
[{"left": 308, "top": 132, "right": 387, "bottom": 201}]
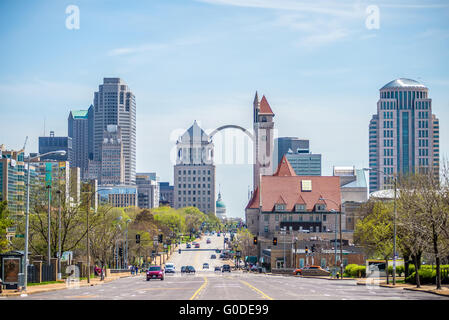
[
  {"left": 0, "top": 273, "right": 137, "bottom": 297},
  {"left": 403, "top": 287, "right": 449, "bottom": 297}
]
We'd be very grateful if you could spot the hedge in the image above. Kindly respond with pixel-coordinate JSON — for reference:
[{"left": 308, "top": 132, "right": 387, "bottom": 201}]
[
  {"left": 344, "top": 264, "right": 366, "bottom": 278},
  {"left": 405, "top": 267, "right": 449, "bottom": 285}
]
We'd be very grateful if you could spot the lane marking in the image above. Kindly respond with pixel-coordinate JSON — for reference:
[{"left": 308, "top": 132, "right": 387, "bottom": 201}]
[
  {"left": 66, "top": 295, "right": 98, "bottom": 299},
  {"left": 239, "top": 280, "right": 274, "bottom": 300},
  {"left": 190, "top": 277, "right": 208, "bottom": 300}
]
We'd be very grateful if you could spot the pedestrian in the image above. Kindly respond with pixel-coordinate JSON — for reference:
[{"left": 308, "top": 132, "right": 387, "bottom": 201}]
[{"left": 135, "top": 265, "right": 138, "bottom": 275}]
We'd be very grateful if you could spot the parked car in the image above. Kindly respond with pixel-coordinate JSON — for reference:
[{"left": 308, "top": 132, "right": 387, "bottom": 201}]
[
  {"left": 222, "top": 264, "right": 231, "bottom": 272},
  {"left": 293, "top": 265, "right": 330, "bottom": 276},
  {"left": 187, "top": 266, "right": 196, "bottom": 273},
  {"left": 214, "top": 266, "right": 221, "bottom": 272},
  {"left": 203, "top": 263, "right": 209, "bottom": 269},
  {"left": 219, "top": 253, "right": 225, "bottom": 259},
  {"left": 181, "top": 266, "right": 187, "bottom": 273},
  {"left": 147, "top": 266, "right": 164, "bottom": 281},
  {"left": 210, "top": 254, "right": 216, "bottom": 259},
  {"left": 195, "top": 243, "right": 200, "bottom": 248},
  {"left": 186, "top": 243, "right": 191, "bottom": 249}
]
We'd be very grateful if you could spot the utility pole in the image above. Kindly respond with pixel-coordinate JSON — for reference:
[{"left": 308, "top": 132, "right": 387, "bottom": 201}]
[
  {"left": 47, "top": 185, "right": 52, "bottom": 266},
  {"left": 339, "top": 208, "right": 343, "bottom": 279},
  {"left": 86, "top": 183, "right": 90, "bottom": 283}
]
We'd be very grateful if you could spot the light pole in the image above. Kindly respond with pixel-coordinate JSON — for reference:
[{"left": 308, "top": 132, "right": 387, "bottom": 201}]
[
  {"left": 46, "top": 185, "right": 52, "bottom": 266},
  {"left": 125, "top": 218, "right": 131, "bottom": 269},
  {"left": 330, "top": 209, "right": 338, "bottom": 266},
  {"left": 22, "top": 150, "right": 66, "bottom": 292},
  {"left": 364, "top": 167, "right": 398, "bottom": 286},
  {"left": 280, "top": 227, "right": 286, "bottom": 269},
  {"left": 320, "top": 197, "right": 343, "bottom": 279},
  {"left": 56, "top": 189, "right": 62, "bottom": 280}
]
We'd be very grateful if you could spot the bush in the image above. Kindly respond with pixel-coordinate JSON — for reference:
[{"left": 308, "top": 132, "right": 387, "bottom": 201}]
[
  {"left": 405, "top": 268, "right": 449, "bottom": 285},
  {"left": 344, "top": 264, "right": 358, "bottom": 277},
  {"left": 343, "top": 264, "right": 365, "bottom": 278}
]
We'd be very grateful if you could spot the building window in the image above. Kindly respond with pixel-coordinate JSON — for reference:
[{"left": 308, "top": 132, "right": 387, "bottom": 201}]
[
  {"left": 295, "top": 204, "right": 305, "bottom": 212},
  {"left": 275, "top": 204, "right": 286, "bottom": 212}
]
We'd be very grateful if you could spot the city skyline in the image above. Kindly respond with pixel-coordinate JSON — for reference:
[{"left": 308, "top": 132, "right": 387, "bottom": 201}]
[{"left": 1, "top": 0, "right": 448, "bottom": 218}]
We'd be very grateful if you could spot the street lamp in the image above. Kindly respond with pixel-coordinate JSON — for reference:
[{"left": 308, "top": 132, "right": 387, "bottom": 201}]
[
  {"left": 125, "top": 218, "right": 131, "bottom": 269},
  {"left": 56, "top": 189, "right": 62, "bottom": 280},
  {"left": 320, "top": 197, "right": 343, "bottom": 279},
  {"left": 364, "top": 167, "right": 398, "bottom": 286},
  {"left": 22, "top": 150, "right": 66, "bottom": 292}
]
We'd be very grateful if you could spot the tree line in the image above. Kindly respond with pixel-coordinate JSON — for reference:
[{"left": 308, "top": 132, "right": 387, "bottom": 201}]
[{"left": 355, "top": 161, "right": 449, "bottom": 289}]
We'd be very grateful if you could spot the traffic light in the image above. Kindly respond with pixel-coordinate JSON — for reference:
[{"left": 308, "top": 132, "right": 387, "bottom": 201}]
[
  {"left": 158, "top": 234, "right": 163, "bottom": 243},
  {"left": 119, "top": 247, "right": 123, "bottom": 256},
  {"left": 136, "top": 234, "right": 140, "bottom": 244},
  {"left": 253, "top": 236, "right": 258, "bottom": 245},
  {"left": 273, "top": 237, "right": 277, "bottom": 246},
  {"left": 311, "top": 244, "right": 315, "bottom": 253},
  {"left": 305, "top": 246, "right": 308, "bottom": 254}
]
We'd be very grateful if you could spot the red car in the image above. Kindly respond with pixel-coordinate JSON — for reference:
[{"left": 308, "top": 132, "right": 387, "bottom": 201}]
[
  {"left": 147, "top": 265, "right": 164, "bottom": 281},
  {"left": 195, "top": 243, "right": 200, "bottom": 248}
]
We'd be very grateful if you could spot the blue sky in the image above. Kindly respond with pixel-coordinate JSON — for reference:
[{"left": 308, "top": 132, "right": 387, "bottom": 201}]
[{"left": 1, "top": 0, "right": 448, "bottom": 219}]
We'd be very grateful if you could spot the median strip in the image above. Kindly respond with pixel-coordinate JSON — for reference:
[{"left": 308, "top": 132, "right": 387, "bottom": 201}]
[
  {"left": 189, "top": 277, "right": 208, "bottom": 300},
  {"left": 239, "top": 280, "right": 273, "bottom": 300}
]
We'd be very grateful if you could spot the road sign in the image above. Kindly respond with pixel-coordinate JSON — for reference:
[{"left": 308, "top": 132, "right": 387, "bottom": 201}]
[{"left": 14, "top": 234, "right": 24, "bottom": 238}]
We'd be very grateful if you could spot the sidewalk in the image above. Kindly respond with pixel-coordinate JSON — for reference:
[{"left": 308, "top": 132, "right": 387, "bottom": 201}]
[
  {"left": 0, "top": 272, "right": 136, "bottom": 297},
  {"left": 356, "top": 278, "right": 449, "bottom": 297}
]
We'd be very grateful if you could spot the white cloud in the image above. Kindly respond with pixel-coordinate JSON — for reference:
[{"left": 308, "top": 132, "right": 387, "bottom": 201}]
[{"left": 107, "top": 36, "right": 205, "bottom": 56}]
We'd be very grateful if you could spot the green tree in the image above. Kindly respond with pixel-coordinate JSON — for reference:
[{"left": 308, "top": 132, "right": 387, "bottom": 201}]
[
  {"left": 0, "top": 201, "right": 13, "bottom": 253},
  {"left": 354, "top": 200, "right": 394, "bottom": 284}
]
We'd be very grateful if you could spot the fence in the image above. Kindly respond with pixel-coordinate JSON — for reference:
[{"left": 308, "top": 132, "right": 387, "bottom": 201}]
[{"left": 42, "top": 264, "right": 54, "bottom": 282}]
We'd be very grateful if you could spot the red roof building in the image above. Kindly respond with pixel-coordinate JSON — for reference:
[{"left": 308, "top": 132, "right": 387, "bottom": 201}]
[{"left": 245, "top": 157, "right": 341, "bottom": 236}]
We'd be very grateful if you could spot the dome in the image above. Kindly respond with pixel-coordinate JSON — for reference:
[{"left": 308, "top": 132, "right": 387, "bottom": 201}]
[
  {"left": 216, "top": 191, "right": 226, "bottom": 208},
  {"left": 216, "top": 200, "right": 226, "bottom": 208},
  {"left": 381, "top": 78, "right": 426, "bottom": 90}
]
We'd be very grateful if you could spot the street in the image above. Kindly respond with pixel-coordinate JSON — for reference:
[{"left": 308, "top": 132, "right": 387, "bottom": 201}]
[{"left": 5, "top": 233, "right": 448, "bottom": 300}]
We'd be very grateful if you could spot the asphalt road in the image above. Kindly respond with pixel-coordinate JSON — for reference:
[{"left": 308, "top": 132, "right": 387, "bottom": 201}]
[{"left": 5, "top": 233, "right": 448, "bottom": 300}]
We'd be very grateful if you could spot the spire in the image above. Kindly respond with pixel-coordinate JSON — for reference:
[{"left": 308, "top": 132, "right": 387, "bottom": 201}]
[
  {"left": 253, "top": 91, "right": 259, "bottom": 105},
  {"left": 273, "top": 155, "right": 296, "bottom": 177},
  {"left": 259, "top": 95, "right": 274, "bottom": 115}
]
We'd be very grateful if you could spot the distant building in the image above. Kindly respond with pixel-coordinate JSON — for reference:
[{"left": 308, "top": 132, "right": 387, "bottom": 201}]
[
  {"left": 286, "top": 152, "right": 322, "bottom": 176},
  {"left": 246, "top": 155, "right": 342, "bottom": 237},
  {"left": 38, "top": 131, "right": 73, "bottom": 164},
  {"left": 159, "top": 182, "right": 174, "bottom": 207},
  {"left": 174, "top": 121, "right": 215, "bottom": 214},
  {"left": 216, "top": 191, "right": 226, "bottom": 220},
  {"left": 369, "top": 78, "right": 439, "bottom": 192},
  {"left": 93, "top": 78, "right": 136, "bottom": 184},
  {"left": 97, "top": 185, "right": 138, "bottom": 208},
  {"left": 333, "top": 166, "right": 368, "bottom": 231},
  {"left": 274, "top": 137, "right": 309, "bottom": 168},
  {"left": 100, "top": 125, "right": 125, "bottom": 185},
  {"left": 68, "top": 106, "right": 93, "bottom": 179},
  {"left": 0, "top": 145, "right": 25, "bottom": 217},
  {"left": 136, "top": 172, "right": 159, "bottom": 209}
]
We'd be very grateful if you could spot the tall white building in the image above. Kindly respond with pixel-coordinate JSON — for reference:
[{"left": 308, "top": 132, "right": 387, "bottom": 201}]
[
  {"left": 93, "top": 78, "right": 136, "bottom": 185},
  {"left": 369, "top": 78, "right": 440, "bottom": 192},
  {"left": 174, "top": 121, "right": 216, "bottom": 214}
]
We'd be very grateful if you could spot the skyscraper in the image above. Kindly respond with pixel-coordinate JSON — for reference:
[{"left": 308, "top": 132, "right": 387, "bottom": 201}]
[
  {"left": 369, "top": 78, "right": 439, "bottom": 192},
  {"left": 253, "top": 92, "right": 275, "bottom": 191},
  {"left": 174, "top": 121, "right": 215, "bottom": 214},
  {"left": 136, "top": 172, "right": 159, "bottom": 209},
  {"left": 38, "top": 131, "right": 73, "bottom": 163},
  {"left": 100, "top": 125, "right": 125, "bottom": 185},
  {"left": 93, "top": 78, "right": 136, "bottom": 185},
  {"left": 274, "top": 137, "right": 321, "bottom": 176},
  {"left": 68, "top": 106, "right": 93, "bottom": 179}
]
